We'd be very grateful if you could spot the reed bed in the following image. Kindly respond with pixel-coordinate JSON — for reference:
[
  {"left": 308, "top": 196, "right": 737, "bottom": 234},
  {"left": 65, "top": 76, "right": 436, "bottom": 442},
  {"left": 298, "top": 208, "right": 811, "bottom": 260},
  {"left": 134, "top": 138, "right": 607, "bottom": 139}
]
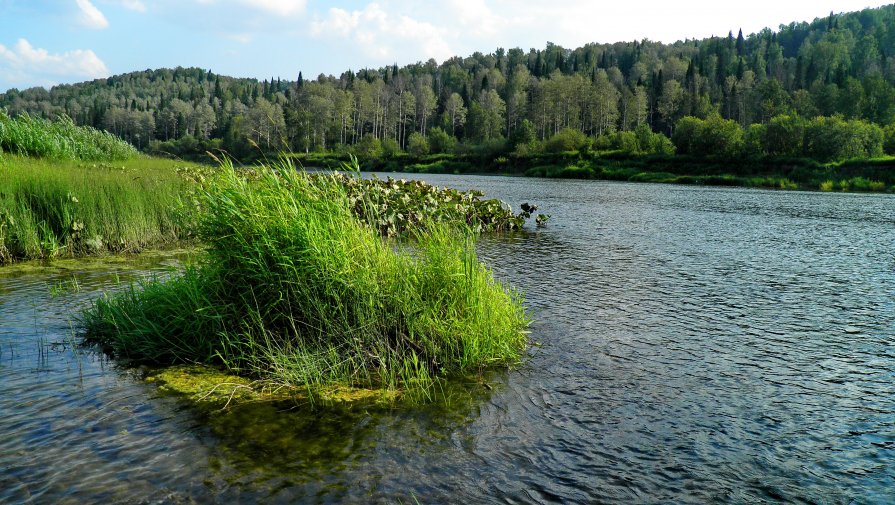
[
  {"left": 82, "top": 160, "right": 529, "bottom": 399},
  {"left": 0, "top": 156, "right": 199, "bottom": 263},
  {"left": 0, "top": 111, "right": 138, "bottom": 161}
]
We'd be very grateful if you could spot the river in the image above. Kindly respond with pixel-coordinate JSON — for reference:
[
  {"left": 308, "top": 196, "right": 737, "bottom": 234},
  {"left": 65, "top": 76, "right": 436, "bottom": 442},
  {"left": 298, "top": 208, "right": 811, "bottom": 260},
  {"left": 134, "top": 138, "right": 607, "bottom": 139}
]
[{"left": 1, "top": 177, "right": 893, "bottom": 503}]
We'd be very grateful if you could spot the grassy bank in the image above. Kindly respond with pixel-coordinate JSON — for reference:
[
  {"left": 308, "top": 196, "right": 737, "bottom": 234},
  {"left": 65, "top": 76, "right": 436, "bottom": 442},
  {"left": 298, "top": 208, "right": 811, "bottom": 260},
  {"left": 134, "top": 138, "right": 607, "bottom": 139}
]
[
  {"left": 293, "top": 151, "right": 895, "bottom": 193},
  {"left": 82, "top": 161, "right": 529, "bottom": 401},
  {"left": 0, "top": 156, "right": 204, "bottom": 264},
  {"left": 0, "top": 111, "right": 139, "bottom": 161}
]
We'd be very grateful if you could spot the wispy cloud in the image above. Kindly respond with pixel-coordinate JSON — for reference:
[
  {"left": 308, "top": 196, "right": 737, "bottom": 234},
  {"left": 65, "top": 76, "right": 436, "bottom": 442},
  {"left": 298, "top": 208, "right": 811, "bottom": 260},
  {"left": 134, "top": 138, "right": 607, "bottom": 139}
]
[
  {"left": 193, "top": 0, "right": 306, "bottom": 16},
  {"left": 117, "top": 0, "right": 147, "bottom": 12},
  {"left": 444, "top": 0, "right": 507, "bottom": 37},
  {"left": 227, "top": 32, "right": 253, "bottom": 44},
  {"left": 240, "top": 0, "right": 305, "bottom": 16},
  {"left": 75, "top": 0, "right": 109, "bottom": 29},
  {"left": 0, "top": 38, "right": 109, "bottom": 88},
  {"left": 311, "top": 3, "right": 452, "bottom": 62}
]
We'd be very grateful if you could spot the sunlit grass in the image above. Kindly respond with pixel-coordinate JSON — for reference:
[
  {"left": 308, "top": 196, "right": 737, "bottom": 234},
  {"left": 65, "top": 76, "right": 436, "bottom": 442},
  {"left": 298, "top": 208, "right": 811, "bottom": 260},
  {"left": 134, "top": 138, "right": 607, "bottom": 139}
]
[
  {"left": 82, "top": 160, "right": 529, "bottom": 401},
  {"left": 0, "top": 155, "right": 203, "bottom": 264},
  {"left": 0, "top": 111, "right": 138, "bottom": 161}
]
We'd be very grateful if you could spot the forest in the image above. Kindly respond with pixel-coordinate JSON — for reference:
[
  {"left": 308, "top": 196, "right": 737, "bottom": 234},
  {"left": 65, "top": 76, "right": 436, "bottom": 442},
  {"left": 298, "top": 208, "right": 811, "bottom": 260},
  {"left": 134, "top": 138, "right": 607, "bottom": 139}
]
[{"left": 2, "top": 5, "right": 895, "bottom": 165}]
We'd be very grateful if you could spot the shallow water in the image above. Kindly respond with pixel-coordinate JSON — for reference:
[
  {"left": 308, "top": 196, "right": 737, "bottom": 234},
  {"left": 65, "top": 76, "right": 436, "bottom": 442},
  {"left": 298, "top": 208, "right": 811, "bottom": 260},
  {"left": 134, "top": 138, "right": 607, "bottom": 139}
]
[{"left": 2, "top": 179, "right": 894, "bottom": 503}]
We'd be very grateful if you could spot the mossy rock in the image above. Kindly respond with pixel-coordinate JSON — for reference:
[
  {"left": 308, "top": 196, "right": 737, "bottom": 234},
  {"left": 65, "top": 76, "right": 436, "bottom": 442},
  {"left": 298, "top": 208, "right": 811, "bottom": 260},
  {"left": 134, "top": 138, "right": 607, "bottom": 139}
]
[
  {"left": 145, "top": 364, "right": 398, "bottom": 409},
  {"left": 146, "top": 365, "right": 264, "bottom": 406}
]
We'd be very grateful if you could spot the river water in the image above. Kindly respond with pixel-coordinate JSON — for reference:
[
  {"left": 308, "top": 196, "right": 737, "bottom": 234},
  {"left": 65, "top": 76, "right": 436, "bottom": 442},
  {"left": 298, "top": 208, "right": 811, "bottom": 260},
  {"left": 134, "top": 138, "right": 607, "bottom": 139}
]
[{"left": 1, "top": 177, "right": 893, "bottom": 504}]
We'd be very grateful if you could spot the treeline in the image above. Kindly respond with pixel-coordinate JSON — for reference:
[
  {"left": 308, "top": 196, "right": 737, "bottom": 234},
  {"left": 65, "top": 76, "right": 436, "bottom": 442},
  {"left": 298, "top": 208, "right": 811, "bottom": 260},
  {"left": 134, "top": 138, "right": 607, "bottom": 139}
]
[{"left": 2, "top": 5, "right": 895, "bottom": 161}]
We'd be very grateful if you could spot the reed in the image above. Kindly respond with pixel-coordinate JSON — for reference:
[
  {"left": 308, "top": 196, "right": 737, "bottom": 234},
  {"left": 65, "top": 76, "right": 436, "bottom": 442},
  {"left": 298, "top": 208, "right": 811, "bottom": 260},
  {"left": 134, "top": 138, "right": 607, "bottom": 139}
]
[
  {"left": 82, "top": 160, "right": 528, "bottom": 399},
  {"left": 0, "top": 156, "right": 200, "bottom": 263},
  {"left": 0, "top": 111, "right": 138, "bottom": 161}
]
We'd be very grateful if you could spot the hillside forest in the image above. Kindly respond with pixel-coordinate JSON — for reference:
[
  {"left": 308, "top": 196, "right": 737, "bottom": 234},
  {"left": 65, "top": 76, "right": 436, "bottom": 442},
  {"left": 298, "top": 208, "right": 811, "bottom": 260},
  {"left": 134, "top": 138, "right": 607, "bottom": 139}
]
[{"left": 2, "top": 5, "right": 895, "bottom": 163}]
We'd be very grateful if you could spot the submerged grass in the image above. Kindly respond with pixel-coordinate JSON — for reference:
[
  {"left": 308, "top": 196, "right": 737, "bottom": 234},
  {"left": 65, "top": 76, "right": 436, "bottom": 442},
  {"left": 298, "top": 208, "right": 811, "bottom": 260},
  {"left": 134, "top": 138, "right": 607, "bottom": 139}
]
[
  {"left": 82, "top": 160, "right": 529, "bottom": 400},
  {"left": 0, "top": 155, "right": 203, "bottom": 264}
]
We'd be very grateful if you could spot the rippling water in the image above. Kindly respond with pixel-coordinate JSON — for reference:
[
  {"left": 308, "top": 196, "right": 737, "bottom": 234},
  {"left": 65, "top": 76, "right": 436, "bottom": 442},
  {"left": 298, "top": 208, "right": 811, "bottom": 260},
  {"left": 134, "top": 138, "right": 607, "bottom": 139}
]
[{"left": 2, "top": 179, "right": 894, "bottom": 503}]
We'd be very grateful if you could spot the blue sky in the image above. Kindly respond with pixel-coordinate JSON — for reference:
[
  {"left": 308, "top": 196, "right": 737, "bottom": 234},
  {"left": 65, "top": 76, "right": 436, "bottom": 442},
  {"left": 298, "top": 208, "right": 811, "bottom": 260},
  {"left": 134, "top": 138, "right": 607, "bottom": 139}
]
[{"left": 0, "top": 0, "right": 890, "bottom": 91}]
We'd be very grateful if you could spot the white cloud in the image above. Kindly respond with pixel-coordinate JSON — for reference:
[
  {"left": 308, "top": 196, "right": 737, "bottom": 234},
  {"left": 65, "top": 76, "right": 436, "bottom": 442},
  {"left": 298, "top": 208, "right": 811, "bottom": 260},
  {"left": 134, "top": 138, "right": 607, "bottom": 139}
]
[
  {"left": 227, "top": 33, "right": 253, "bottom": 44},
  {"left": 301, "top": 0, "right": 895, "bottom": 79},
  {"left": 444, "top": 0, "right": 506, "bottom": 36},
  {"left": 240, "top": 0, "right": 305, "bottom": 16},
  {"left": 311, "top": 3, "right": 452, "bottom": 63},
  {"left": 192, "top": 0, "right": 306, "bottom": 16},
  {"left": 75, "top": 0, "right": 110, "bottom": 29},
  {"left": 441, "top": 0, "right": 895, "bottom": 49},
  {"left": 118, "top": 0, "right": 147, "bottom": 12},
  {"left": 0, "top": 39, "right": 109, "bottom": 88}
]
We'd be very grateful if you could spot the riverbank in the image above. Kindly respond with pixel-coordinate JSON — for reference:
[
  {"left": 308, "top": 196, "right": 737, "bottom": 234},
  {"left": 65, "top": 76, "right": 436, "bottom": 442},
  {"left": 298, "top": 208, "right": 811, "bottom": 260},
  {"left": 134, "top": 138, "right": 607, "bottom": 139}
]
[
  {"left": 0, "top": 155, "right": 207, "bottom": 264},
  {"left": 291, "top": 151, "right": 895, "bottom": 193}
]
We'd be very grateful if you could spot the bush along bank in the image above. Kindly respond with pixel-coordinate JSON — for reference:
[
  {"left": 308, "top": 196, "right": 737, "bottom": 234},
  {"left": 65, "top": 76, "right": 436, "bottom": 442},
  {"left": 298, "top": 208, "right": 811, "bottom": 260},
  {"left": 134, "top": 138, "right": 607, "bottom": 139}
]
[
  {"left": 291, "top": 121, "right": 895, "bottom": 193},
  {"left": 82, "top": 159, "right": 530, "bottom": 404},
  {"left": 294, "top": 150, "right": 895, "bottom": 193}
]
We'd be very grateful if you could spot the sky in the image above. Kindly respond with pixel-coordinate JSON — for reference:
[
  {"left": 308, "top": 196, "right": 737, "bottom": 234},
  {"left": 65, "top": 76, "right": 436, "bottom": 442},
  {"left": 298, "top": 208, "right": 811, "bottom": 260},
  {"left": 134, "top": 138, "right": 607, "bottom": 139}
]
[{"left": 0, "top": 0, "right": 891, "bottom": 91}]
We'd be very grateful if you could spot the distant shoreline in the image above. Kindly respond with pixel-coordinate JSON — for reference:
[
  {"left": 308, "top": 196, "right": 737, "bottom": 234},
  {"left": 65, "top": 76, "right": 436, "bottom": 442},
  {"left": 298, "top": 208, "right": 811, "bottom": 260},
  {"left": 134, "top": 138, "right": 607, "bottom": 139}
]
[{"left": 288, "top": 152, "right": 895, "bottom": 193}]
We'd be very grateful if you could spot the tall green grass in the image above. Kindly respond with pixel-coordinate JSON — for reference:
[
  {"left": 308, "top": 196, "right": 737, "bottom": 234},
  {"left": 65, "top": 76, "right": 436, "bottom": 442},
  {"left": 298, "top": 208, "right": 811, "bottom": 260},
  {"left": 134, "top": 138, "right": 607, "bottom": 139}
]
[
  {"left": 82, "top": 160, "right": 528, "bottom": 398},
  {"left": 0, "top": 156, "right": 199, "bottom": 263},
  {"left": 0, "top": 111, "right": 138, "bottom": 161}
]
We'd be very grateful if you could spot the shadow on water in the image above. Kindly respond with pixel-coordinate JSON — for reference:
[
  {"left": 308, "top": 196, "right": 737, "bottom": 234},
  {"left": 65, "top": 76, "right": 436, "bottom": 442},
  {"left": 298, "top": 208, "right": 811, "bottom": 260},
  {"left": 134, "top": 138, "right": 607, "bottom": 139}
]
[{"left": 142, "top": 369, "right": 506, "bottom": 503}]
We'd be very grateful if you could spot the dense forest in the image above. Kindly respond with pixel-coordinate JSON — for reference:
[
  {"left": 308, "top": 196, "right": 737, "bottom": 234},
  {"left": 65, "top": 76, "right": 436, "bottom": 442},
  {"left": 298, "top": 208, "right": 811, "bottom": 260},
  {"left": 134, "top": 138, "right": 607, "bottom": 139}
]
[{"left": 2, "top": 5, "right": 895, "bottom": 163}]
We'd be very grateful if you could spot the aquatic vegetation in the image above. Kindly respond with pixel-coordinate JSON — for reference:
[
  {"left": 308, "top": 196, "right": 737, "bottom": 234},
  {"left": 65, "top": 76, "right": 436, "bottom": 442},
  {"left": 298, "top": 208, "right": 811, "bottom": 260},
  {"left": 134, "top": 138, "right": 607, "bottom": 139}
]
[
  {"left": 844, "top": 176, "right": 887, "bottom": 192},
  {"left": 817, "top": 177, "right": 888, "bottom": 193},
  {"left": 48, "top": 275, "right": 81, "bottom": 296},
  {"left": 0, "top": 111, "right": 138, "bottom": 161},
  {"left": 0, "top": 156, "right": 202, "bottom": 264},
  {"left": 778, "top": 178, "right": 798, "bottom": 190},
  {"left": 333, "top": 170, "right": 529, "bottom": 237},
  {"left": 146, "top": 364, "right": 398, "bottom": 409},
  {"left": 82, "top": 160, "right": 529, "bottom": 400}
]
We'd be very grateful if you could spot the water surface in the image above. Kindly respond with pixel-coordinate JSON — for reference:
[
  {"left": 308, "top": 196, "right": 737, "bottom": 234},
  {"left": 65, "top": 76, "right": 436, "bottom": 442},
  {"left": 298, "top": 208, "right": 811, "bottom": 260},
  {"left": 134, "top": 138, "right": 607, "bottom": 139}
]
[{"left": 2, "top": 179, "right": 893, "bottom": 503}]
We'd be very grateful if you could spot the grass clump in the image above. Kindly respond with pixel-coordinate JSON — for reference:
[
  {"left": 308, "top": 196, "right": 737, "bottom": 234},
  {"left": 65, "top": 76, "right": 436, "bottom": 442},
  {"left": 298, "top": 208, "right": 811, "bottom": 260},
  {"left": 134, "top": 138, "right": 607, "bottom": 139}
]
[
  {"left": 82, "top": 160, "right": 528, "bottom": 399},
  {"left": 0, "top": 111, "right": 138, "bottom": 161},
  {"left": 0, "top": 156, "right": 201, "bottom": 264}
]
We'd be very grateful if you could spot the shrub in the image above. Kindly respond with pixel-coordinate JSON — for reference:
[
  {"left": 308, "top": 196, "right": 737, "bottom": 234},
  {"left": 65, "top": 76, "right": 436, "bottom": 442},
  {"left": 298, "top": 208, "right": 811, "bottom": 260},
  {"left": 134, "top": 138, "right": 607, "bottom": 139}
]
[
  {"left": 671, "top": 116, "right": 701, "bottom": 155},
  {"left": 672, "top": 114, "right": 743, "bottom": 157},
  {"left": 427, "top": 127, "right": 456, "bottom": 154},
  {"left": 883, "top": 123, "right": 895, "bottom": 155},
  {"left": 407, "top": 132, "right": 430, "bottom": 156},
  {"left": 803, "top": 116, "right": 884, "bottom": 162},
  {"left": 545, "top": 127, "right": 590, "bottom": 153},
  {"left": 613, "top": 131, "right": 639, "bottom": 154},
  {"left": 353, "top": 134, "right": 383, "bottom": 160},
  {"left": 510, "top": 119, "right": 536, "bottom": 148},
  {"left": 635, "top": 124, "right": 675, "bottom": 155},
  {"left": 764, "top": 114, "right": 805, "bottom": 156},
  {"left": 743, "top": 124, "right": 766, "bottom": 156},
  {"left": 381, "top": 137, "right": 401, "bottom": 158}
]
